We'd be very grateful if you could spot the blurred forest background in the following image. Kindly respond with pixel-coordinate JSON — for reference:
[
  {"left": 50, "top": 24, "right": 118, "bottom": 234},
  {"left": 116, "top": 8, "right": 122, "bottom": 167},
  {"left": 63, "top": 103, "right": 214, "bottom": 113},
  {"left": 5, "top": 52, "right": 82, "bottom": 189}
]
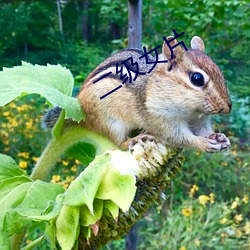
[{"left": 0, "top": 0, "right": 249, "bottom": 249}]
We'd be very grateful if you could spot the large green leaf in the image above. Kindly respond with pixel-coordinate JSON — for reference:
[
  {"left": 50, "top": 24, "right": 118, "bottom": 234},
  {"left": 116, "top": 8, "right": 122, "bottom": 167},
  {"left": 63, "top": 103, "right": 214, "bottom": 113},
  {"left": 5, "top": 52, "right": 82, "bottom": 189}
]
[
  {"left": 65, "top": 142, "right": 96, "bottom": 165},
  {"left": 0, "top": 154, "right": 65, "bottom": 248},
  {"left": 96, "top": 167, "right": 136, "bottom": 212},
  {"left": 0, "top": 62, "right": 85, "bottom": 122},
  {"left": 20, "top": 181, "right": 64, "bottom": 212},
  {"left": 63, "top": 154, "right": 111, "bottom": 213},
  {"left": 56, "top": 205, "right": 80, "bottom": 250}
]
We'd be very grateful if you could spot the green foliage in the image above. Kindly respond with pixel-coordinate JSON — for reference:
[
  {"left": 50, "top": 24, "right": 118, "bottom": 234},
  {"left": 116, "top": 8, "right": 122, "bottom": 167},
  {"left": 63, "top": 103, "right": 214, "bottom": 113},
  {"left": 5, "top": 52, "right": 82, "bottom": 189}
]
[
  {"left": 138, "top": 197, "right": 249, "bottom": 249},
  {"left": 0, "top": 62, "right": 84, "bottom": 122},
  {"left": 0, "top": 154, "right": 64, "bottom": 249}
]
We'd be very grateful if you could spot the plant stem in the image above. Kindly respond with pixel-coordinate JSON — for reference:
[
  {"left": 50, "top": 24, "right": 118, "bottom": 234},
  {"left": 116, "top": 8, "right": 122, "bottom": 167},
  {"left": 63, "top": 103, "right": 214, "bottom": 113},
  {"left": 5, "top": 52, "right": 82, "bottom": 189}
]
[{"left": 30, "top": 126, "right": 118, "bottom": 181}]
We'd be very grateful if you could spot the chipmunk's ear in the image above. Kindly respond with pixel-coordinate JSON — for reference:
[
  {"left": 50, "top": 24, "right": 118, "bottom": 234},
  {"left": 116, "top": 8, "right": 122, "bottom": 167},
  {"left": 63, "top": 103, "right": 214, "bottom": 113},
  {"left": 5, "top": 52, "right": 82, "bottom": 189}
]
[
  {"left": 191, "top": 36, "right": 205, "bottom": 52},
  {"left": 162, "top": 36, "right": 184, "bottom": 60}
]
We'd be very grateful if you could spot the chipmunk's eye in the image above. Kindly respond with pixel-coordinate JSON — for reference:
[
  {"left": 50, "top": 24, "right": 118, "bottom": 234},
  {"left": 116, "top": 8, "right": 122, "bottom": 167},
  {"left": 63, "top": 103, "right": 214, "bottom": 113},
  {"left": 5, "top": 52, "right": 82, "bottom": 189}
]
[{"left": 190, "top": 72, "right": 204, "bottom": 87}]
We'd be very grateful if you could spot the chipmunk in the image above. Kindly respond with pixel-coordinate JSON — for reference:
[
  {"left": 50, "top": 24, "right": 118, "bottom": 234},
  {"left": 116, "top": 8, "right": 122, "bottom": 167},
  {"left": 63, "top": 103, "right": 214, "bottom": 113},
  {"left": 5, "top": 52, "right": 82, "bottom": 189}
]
[{"left": 43, "top": 35, "right": 232, "bottom": 153}]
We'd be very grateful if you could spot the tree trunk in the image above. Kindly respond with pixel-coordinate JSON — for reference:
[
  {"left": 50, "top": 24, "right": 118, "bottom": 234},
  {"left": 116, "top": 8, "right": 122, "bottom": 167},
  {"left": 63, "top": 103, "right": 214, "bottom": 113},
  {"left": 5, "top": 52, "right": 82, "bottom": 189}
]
[
  {"left": 128, "top": 0, "right": 142, "bottom": 48},
  {"left": 82, "top": 0, "right": 89, "bottom": 41},
  {"left": 56, "top": 0, "right": 63, "bottom": 36},
  {"left": 125, "top": 223, "right": 137, "bottom": 250}
]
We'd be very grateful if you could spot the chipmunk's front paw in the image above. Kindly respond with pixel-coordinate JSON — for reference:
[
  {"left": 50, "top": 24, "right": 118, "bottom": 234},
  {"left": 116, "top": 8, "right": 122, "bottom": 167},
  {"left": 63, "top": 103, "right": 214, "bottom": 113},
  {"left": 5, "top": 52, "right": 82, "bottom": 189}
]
[{"left": 206, "top": 133, "right": 230, "bottom": 152}]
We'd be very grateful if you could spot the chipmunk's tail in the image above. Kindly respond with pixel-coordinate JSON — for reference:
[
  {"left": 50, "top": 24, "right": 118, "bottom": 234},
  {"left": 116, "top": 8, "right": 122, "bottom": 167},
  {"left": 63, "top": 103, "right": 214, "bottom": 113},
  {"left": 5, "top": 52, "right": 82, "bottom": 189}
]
[{"left": 41, "top": 106, "right": 62, "bottom": 130}]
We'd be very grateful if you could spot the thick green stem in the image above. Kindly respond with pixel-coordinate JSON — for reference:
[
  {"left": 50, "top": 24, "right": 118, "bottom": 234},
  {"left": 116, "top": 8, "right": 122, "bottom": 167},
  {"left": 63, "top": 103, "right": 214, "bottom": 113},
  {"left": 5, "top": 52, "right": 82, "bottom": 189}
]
[{"left": 30, "top": 126, "right": 118, "bottom": 181}]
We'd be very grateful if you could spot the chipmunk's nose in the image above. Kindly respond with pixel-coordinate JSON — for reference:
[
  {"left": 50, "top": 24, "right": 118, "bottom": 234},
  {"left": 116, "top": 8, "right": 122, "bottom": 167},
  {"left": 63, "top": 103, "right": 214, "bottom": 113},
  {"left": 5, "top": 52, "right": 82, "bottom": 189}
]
[{"left": 219, "top": 101, "right": 232, "bottom": 114}]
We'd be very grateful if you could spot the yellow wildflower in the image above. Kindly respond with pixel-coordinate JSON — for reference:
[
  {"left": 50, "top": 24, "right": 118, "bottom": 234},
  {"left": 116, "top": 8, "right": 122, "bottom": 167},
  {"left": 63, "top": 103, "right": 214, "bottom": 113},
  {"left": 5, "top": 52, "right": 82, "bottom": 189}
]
[
  {"left": 75, "top": 159, "right": 81, "bottom": 165},
  {"left": 209, "top": 193, "right": 215, "bottom": 204},
  {"left": 234, "top": 214, "right": 243, "bottom": 224},
  {"left": 63, "top": 182, "right": 69, "bottom": 189},
  {"left": 221, "top": 162, "right": 228, "bottom": 167},
  {"left": 19, "top": 161, "right": 28, "bottom": 169},
  {"left": 32, "top": 157, "right": 39, "bottom": 162},
  {"left": 62, "top": 160, "right": 69, "bottom": 166},
  {"left": 11, "top": 119, "right": 18, "bottom": 127},
  {"left": 3, "top": 138, "right": 9, "bottom": 145},
  {"left": 3, "top": 111, "right": 9, "bottom": 116},
  {"left": 220, "top": 217, "right": 228, "bottom": 224},
  {"left": 17, "top": 105, "right": 29, "bottom": 112},
  {"left": 243, "top": 195, "right": 248, "bottom": 204},
  {"left": 66, "top": 176, "right": 75, "bottom": 182},
  {"left": 194, "top": 238, "right": 201, "bottom": 247},
  {"left": 182, "top": 207, "right": 192, "bottom": 217},
  {"left": 189, "top": 184, "right": 199, "bottom": 198},
  {"left": 232, "top": 150, "right": 237, "bottom": 156},
  {"left": 70, "top": 165, "right": 77, "bottom": 172},
  {"left": 244, "top": 221, "right": 250, "bottom": 234},
  {"left": 179, "top": 247, "right": 186, "bottom": 250},
  {"left": 18, "top": 152, "right": 29, "bottom": 159},
  {"left": 198, "top": 195, "right": 210, "bottom": 206},
  {"left": 0, "top": 130, "right": 8, "bottom": 138},
  {"left": 9, "top": 103, "right": 16, "bottom": 108},
  {"left": 26, "top": 121, "right": 33, "bottom": 129},
  {"left": 231, "top": 197, "right": 240, "bottom": 209},
  {"left": 51, "top": 175, "right": 61, "bottom": 183}
]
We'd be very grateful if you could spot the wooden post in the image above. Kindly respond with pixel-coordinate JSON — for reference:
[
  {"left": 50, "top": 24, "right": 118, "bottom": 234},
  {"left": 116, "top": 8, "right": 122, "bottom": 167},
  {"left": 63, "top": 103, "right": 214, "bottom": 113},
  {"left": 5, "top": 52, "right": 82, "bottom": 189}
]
[
  {"left": 128, "top": 0, "right": 142, "bottom": 49},
  {"left": 125, "top": 224, "right": 137, "bottom": 250}
]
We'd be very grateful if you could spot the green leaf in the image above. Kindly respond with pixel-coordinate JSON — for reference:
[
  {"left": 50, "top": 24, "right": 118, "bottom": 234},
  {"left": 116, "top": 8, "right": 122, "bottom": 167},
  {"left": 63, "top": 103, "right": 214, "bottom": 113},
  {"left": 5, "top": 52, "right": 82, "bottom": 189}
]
[
  {"left": 103, "top": 200, "right": 119, "bottom": 219},
  {"left": 79, "top": 199, "right": 103, "bottom": 226},
  {"left": 0, "top": 154, "right": 30, "bottom": 181},
  {"left": 0, "top": 182, "right": 32, "bottom": 218},
  {"left": 26, "top": 198, "right": 63, "bottom": 222},
  {"left": 80, "top": 226, "right": 92, "bottom": 240},
  {"left": 0, "top": 231, "right": 10, "bottom": 250},
  {"left": 45, "top": 221, "right": 56, "bottom": 249},
  {"left": 20, "top": 181, "right": 64, "bottom": 213},
  {"left": 0, "top": 62, "right": 85, "bottom": 122},
  {"left": 52, "top": 109, "right": 65, "bottom": 139},
  {"left": 64, "top": 154, "right": 111, "bottom": 213},
  {"left": 65, "top": 142, "right": 96, "bottom": 165},
  {"left": 0, "top": 176, "right": 32, "bottom": 201},
  {"left": 0, "top": 154, "right": 65, "bottom": 244},
  {"left": 3, "top": 210, "right": 31, "bottom": 237},
  {"left": 56, "top": 205, "right": 80, "bottom": 250},
  {"left": 96, "top": 167, "right": 136, "bottom": 212}
]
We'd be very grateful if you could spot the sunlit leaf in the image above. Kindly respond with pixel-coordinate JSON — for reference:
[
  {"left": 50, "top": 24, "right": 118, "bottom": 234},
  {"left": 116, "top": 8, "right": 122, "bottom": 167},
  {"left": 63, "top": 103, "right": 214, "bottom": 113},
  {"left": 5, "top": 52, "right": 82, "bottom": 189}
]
[
  {"left": 64, "top": 154, "right": 110, "bottom": 213},
  {"left": 0, "top": 62, "right": 85, "bottom": 121},
  {"left": 65, "top": 142, "right": 96, "bottom": 165},
  {"left": 80, "top": 199, "right": 103, "bottom": 227},
  {"left": 56, "top": 205, "right": 80, "bottom": 250},
  {"left": 96, "top": 167, "right": 136, "bottom": 212}
]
